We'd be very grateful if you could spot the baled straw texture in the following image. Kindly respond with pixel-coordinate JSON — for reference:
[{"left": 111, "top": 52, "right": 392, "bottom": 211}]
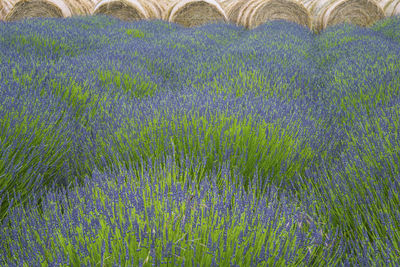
[
  {"left": 63, "top": 0, "right": 96, "bottom": 15},
  {"left": 136, "top": 0, "right": 164, "bottom": 19},
  {"left": 321, "top": 0, "right": 384, "bottom": 32},
  {"left": 155, "top": 0, "right": 176, "bottom": 19},
  {"left": 225, "top": 0, "right": 248, "bottom": 24},
  {"left": 301, "top": 0, "right": 385, "bottom": 33},
  {"left": 236, "top": 0, "right": 259, "bottom": 27},
  {"left": 376, "top": 0, "right": 400, "bottom": 16},
  {"left": 167, "top": 0, "right": 228, "bottom": 27},
  {"left": 5, "top": 0, "right": 71, "bottom": 21},
  {"left": 238, "top": 0, "right": 311, "bottom": 30},
  {"left": 217, "top": 0, "right": 237, "bottom": 10},
  {"left": 0, "top": 0, "right": 5, "bottom": 20},
  {"left": 92, "top": 0, "right": 149, "bottom": 21},
  {"left": 299, "top": 0, "right": 314, "bottom": 9}
]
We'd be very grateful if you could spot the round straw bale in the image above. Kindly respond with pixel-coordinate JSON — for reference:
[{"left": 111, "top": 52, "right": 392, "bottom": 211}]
[
  {"left": 167, "top": 0, "right": 228, "bottom": 27},
  {"left": 322, "top": 0, "right": 384, "bottom": 32},
  {"left": 137, "top": 0, "right": 164, "bottom": 19},
  {"left": 92, "top": 0, "right": 149, "bottom": 21},
  {"left": 304, "top": 0, "right": 385, "bottom": 33},
  {"left": 239, "top": 0, "right": 311, "bottom": 30},
  {"left": 5, "top": 0, "right": 72, "bottom": 21},
  {"left": 376, "top": 0, "right": 400, "bottom": 16}
]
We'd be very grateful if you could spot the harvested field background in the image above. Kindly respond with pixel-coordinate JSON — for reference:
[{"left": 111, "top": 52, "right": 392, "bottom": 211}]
[{"left": 1, "top": 0, "right": 399, "bottom": 32}]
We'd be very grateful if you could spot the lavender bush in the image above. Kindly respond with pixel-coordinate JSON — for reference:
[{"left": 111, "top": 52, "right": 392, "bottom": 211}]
[{"left": 0, "top": 14, "right": 399, "bottom": 266}]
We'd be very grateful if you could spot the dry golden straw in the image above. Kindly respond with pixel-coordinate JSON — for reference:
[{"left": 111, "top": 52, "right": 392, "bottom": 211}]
[
  {"left": 63, "top": 0, "right": 96, "bottom": 15},
  {"left": 237, "top": 0, "right": 311, "bottom": 30},
  {"left": 376, "top": 0, "right": 400, "bottom": 16},
  {"left": 92, "top": 0, "right": 149, "bottom": 21},
  {"left": 0, "top": 0, "right": 5, "bottom": 20},
  {"left": 217, "top": 0, "right": 237, "bottom": 10},
  {"left": 166, "top": 0, "right": 228, "bottom": 27},
  {"left": 232, "top": 0, "right": 259, "bottom": 26},
  {"left": 154, "top": 0, "right": 176, "bottom": 20},
  {"left": 136, "top": 0, "right": 164, "bottom": 19},
  {"left": 225, "top": 0, "right": 248, "bottom": 24},
  {"left": 300, "top": 0, "right": 385, "bottom": 33},
  {"left": 5, "top": 0, "right": 72, "bottom": 21}
]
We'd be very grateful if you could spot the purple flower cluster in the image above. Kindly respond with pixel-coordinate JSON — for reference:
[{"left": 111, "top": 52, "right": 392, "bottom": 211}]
[{"left": 0, "top": 15, "right": 399, "bottom": 265}]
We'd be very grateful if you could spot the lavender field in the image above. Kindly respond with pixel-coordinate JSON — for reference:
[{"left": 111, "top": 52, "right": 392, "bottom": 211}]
[{"left": 0, "top": 14, "right": 399, "bottom": 266}]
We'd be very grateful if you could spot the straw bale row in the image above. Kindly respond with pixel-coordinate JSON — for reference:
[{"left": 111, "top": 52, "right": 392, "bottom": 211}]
[
  {"left": 92, "top": 0, "right": 228, "bottom": 25},
  {"left": 1, "top": 0, "right": 228, "bottom": 27},
  {"left": 222, "top": 0, "right": 388, "bottom": 32},
  {"left": 0, "top": 0, "right": 398, "bottom": 32}
]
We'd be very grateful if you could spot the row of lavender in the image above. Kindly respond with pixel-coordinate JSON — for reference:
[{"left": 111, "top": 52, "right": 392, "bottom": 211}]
[{"left": 0, "top": 15, "right": 399, "bottom": 265}]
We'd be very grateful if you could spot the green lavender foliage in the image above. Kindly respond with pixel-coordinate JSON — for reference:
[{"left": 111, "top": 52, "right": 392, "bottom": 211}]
[{"left": 0, "top": 15, "right": 399, "bottom": 266}]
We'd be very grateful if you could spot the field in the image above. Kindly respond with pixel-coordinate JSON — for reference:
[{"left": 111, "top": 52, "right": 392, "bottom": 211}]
[{"left": 0, "top": 14, "right": 400, "bottom": 266}]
